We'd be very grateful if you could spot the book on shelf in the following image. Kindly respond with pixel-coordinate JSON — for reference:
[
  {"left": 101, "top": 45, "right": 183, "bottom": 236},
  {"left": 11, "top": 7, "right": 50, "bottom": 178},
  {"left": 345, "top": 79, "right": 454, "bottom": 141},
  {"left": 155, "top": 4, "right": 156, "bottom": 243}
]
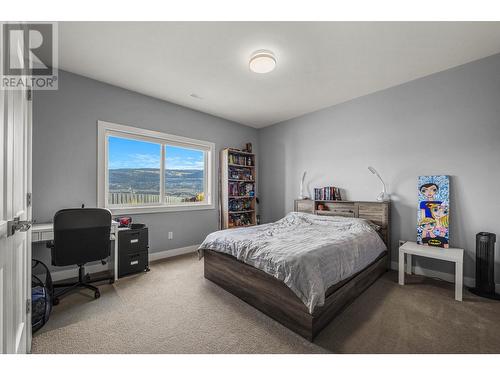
[
  {"left": 228, "top": 152, "right": 254, "bottom": 166},
  {"left": 334, "top": 187, "right": 341, "bottom": 200},
  {"left": 228, "top": 198, "right": 253, "bottom": 212},
  {"left": 228, "top": 212, "right": 253, "bottom": 227},
  {"left": 228, "top": 165, "right": 253, "bottom": 180},
  {"left": 314, "top": 186, "right": 342, "bottom": 201},
  {"left": 228, "top": 181, "right": 255, "bottom": 197}
]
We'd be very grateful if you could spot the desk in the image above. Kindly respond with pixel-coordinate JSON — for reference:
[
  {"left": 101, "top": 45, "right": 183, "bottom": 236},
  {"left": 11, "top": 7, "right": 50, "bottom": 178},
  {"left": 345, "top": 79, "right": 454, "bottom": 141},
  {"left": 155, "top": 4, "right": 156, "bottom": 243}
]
[
  {"left": 32, "top": 221, "right": 125, "bottom": 281},
  {"left": 399, "top": 241, "right": 464, "bottom": 301}
]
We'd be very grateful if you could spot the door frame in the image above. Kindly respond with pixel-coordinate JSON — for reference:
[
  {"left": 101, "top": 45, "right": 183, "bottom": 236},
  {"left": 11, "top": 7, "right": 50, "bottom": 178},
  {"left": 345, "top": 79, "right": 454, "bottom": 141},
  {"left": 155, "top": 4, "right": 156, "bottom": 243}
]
[
  {"left": 25, "top": 87, "right": 33, "bottom": 353},
  {"left": 0, "top": 22, "right": 33, "bottom": 352}
]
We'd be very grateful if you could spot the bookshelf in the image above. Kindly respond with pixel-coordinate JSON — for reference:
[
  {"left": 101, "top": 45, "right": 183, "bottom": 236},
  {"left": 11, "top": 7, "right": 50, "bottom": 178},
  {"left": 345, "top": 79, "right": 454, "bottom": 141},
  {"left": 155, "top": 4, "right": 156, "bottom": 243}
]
[{"left": 220, "top": 148, "right": 257, "bottom": 229}]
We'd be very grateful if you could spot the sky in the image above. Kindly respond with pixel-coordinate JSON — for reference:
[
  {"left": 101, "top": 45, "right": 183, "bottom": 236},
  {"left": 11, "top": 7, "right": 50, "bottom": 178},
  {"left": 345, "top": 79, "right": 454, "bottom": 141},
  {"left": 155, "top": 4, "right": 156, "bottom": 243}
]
[{"left": 108, "top": 136, "right": 204, "bottom": 170}]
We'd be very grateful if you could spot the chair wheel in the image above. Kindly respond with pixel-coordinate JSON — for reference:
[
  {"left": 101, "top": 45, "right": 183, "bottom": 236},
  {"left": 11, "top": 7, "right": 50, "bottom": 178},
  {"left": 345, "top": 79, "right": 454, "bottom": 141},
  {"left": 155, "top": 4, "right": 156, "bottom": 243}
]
[
  {"left": 94, "top": 291, "right": 100, "bottom": 299},
  {"left": 53, "top": 297, "right": 59, "bottom": 306}
]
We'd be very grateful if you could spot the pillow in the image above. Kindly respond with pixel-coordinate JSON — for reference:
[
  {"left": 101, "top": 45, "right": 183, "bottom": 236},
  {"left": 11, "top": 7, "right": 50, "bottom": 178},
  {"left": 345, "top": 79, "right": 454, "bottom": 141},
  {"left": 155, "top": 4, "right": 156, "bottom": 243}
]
[{"left": 365, "top": 220, "right": 381, "bottom": 232}]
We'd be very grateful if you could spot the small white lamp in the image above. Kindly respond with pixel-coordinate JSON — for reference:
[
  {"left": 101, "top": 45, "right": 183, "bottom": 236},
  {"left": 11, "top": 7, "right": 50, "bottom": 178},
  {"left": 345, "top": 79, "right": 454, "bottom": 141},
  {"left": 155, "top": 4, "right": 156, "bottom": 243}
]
[
  {"left": 298, "top": 171, "right": 309, "bottom": 199},
  {"left": 368, "top": 166, "right": 390, "bottom": 201}
]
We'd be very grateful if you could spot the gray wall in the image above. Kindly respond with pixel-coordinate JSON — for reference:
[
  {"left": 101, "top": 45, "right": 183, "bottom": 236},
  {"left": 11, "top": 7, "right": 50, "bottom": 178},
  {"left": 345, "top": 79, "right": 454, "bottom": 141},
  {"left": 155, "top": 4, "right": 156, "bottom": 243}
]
[
  {"left": 34, "top": 55, "right": 500, "bottom": 284},
  {"left": 259, "top": 53, "right": 500, "bottom": 284},
  {"left": 33, "top": 70, "right": 258, "bottom": 263}
]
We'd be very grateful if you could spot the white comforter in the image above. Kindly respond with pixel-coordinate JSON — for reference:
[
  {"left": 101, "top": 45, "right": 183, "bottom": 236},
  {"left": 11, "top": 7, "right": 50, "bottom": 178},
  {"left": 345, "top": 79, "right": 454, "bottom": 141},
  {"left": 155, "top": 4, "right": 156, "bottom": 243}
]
[{"left": 199, "top": 212, "right": 387, "bottom": 313}]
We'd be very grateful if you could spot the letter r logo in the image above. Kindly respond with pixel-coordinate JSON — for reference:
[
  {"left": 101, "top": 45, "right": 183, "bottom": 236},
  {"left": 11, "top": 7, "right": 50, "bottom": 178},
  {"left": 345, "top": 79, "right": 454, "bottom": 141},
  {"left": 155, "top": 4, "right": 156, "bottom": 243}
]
[{"left": 2, "top": 23, "right": 53, "bottom": 76}]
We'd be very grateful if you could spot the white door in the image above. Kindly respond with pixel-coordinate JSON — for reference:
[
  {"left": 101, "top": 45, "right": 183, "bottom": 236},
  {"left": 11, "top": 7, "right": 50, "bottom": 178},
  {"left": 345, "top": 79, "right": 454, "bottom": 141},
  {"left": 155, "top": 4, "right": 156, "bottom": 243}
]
[{"left": 0, "top": 39, "right": 33, "bottom": 353}]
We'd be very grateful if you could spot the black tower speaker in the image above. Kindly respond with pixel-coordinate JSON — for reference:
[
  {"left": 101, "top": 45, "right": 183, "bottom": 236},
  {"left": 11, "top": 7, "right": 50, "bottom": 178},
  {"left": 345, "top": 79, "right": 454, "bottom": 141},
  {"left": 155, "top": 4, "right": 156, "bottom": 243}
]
[{"left": 470, "top": 232, "right": 500, "bottom": 300}]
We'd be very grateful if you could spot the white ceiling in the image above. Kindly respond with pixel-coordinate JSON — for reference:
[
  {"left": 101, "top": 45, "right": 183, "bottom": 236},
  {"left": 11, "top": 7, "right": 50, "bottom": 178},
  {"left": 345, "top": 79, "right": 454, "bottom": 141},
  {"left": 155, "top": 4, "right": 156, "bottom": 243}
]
[{"left": 58, "top": 22, "right": 500, "bottom": 128}]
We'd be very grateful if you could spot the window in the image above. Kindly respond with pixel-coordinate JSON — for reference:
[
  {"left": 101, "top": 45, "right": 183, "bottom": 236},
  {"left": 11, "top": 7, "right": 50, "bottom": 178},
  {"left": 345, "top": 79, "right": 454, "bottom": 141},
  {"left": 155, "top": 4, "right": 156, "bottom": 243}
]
[
  {"left": 98, "top": 121, "right": 214, "bottom": 213},
  {"left": 108, "top": 136, "right": 162, "bottom": 206}
]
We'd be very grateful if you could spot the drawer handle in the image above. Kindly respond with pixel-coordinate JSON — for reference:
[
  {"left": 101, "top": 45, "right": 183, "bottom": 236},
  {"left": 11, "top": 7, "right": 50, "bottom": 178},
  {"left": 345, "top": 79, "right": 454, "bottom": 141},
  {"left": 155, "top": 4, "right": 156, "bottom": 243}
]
[
  {"left": 130, "top": 260, "right": 139, "bottom": 265},
  {"left": 130, "top": 239, "right": 139, "bottom": 243}
]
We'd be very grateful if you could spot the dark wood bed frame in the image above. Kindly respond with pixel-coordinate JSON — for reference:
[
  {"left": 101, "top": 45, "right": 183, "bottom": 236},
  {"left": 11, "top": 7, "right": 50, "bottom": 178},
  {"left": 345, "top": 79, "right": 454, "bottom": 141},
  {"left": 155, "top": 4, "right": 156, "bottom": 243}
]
[{"left": 203, "top": 200, "right": 391, "bottom": 341}]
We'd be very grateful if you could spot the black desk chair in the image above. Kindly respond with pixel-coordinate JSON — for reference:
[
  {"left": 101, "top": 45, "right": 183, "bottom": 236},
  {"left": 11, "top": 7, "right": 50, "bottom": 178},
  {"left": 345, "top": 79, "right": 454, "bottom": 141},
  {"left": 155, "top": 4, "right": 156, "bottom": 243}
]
[{"left": 47, "top": 208, "right": 111, "bottom": 304}]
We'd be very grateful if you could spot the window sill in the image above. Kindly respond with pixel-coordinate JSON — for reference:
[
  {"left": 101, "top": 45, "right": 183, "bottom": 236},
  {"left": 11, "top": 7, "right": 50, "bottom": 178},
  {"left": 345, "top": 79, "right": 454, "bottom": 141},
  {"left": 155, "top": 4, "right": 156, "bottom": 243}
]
[{"left": 107, "top": 203, "right": 215, "bottom": 215}]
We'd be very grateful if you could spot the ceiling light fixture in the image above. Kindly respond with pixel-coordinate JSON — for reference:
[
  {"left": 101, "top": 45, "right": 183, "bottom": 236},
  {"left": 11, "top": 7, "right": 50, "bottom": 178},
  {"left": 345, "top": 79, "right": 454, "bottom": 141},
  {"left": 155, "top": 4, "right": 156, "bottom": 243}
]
[{"left": 249, "top": 50, "right": 276, "bottom": 74}]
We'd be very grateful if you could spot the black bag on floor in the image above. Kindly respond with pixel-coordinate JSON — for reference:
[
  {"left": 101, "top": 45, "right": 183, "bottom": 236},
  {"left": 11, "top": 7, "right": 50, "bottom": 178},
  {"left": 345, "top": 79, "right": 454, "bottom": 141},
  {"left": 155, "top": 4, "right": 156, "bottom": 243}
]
[{"left": 32, "top": 259, "right": 54, "bottom": 333}]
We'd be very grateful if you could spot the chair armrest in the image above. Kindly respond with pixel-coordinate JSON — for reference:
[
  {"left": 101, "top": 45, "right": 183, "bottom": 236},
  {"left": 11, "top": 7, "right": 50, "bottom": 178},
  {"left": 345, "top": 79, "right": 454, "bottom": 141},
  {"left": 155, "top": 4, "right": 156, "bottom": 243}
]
[{"left": 46, "top": 240, "right": 54, "bottom": 249}]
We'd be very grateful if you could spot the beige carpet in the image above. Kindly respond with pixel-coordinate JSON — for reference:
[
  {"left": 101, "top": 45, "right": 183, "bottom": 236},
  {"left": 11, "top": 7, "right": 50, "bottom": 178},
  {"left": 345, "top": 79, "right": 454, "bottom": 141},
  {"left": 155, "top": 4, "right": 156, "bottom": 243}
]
[{"left": 32, "top": 253, "right": 500, "bottom": 354}]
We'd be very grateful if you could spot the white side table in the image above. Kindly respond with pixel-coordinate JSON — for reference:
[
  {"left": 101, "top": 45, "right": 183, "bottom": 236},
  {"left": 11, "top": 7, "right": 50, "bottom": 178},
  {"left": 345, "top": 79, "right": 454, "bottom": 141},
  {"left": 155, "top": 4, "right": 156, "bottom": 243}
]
[{"left": 399, "top": 241, "right": 464, "bottom": 301}]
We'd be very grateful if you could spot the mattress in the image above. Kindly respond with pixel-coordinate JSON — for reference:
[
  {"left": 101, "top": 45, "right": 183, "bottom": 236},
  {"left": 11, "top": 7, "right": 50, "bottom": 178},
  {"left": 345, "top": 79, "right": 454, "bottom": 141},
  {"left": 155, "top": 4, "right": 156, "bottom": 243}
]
[{"left": 199, "top": 212, "right": 387, "bottom": 313}]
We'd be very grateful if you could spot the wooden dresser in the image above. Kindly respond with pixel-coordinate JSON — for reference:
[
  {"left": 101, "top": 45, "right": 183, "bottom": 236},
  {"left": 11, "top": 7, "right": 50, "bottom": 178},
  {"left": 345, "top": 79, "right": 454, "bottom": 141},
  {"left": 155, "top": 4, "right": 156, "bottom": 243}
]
[{"left": 294, "top": 199, "right": 391, "bottom": 263}]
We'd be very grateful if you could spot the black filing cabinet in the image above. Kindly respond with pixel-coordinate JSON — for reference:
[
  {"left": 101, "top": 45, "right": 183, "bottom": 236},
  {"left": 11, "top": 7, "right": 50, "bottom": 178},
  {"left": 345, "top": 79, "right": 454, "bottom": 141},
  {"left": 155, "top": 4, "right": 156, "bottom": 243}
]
[{"left": 118, "top": 226, "right": 149, "bottom": 278}]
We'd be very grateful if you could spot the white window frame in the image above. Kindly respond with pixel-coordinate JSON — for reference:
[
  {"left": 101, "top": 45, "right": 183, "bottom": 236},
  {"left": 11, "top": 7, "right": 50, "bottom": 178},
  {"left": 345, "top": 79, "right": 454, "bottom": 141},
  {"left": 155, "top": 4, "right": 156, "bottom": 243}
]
[{"left": 97, "top": 120, "right": 215, "bottom": 214}]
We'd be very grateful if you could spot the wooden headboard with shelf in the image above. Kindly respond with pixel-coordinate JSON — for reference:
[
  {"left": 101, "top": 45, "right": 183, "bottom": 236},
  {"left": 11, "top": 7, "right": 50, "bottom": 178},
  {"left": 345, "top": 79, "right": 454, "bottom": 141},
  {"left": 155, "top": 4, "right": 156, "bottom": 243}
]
[{"left": 294, "top": 199, "right": 391, "bottom": 253}]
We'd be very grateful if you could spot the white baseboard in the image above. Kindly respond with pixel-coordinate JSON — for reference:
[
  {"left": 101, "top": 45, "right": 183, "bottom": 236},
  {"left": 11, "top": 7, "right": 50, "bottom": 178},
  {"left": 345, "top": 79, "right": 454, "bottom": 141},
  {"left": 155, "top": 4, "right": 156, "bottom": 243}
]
[
  {"left": 50, "top": 247, "right": 500, "bottom": 294},
  {"left": 390, "top": 261, "right": 500, "bottom": 293},
  {"left": 149, "top": 244, "right": 199, "bottom": 262},
  {"left": 51, "top": 244, "right": 199, "bottom": 282}
]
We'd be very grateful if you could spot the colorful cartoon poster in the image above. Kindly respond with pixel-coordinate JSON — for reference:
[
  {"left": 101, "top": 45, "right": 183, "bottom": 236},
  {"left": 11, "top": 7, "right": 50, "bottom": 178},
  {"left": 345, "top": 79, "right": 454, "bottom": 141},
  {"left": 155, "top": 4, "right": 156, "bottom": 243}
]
[{"left": 417, "top": 175, "right": 450, "bottom": 248}]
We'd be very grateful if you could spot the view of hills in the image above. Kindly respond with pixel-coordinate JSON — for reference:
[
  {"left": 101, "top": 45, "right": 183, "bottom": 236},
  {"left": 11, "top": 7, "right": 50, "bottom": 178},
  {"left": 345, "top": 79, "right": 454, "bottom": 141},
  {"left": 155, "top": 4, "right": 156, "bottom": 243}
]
[{"left": 109, "top": 168, "right": 203, "bottom": 200}]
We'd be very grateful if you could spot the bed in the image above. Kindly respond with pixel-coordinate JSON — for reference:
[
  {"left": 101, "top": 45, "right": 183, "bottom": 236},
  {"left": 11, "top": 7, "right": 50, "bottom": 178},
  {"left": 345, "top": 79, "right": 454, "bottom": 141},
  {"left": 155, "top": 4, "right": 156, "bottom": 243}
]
[{"left": 199, "top": 200, "right": 391, "bottom": 341}]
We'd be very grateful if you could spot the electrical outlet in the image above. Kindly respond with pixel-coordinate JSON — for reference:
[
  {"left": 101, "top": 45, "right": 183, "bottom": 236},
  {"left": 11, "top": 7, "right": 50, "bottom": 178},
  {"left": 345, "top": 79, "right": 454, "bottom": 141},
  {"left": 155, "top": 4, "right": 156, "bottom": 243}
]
[{"left": 168, "top": 232, "right": 173, "bottom": 240}]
